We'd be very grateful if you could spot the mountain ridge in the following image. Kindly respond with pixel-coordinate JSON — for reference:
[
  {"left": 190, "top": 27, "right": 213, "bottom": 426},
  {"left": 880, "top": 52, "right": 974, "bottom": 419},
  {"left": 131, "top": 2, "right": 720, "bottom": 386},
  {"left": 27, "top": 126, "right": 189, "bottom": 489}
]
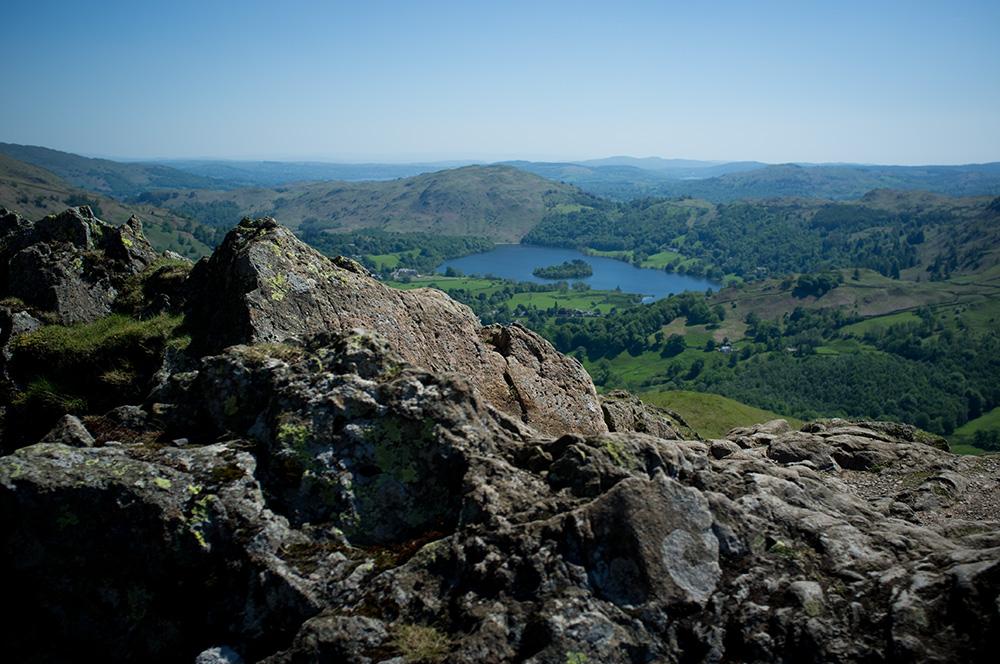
[{"left": 0, "top": 142, "right": 229, "bottom": 198}]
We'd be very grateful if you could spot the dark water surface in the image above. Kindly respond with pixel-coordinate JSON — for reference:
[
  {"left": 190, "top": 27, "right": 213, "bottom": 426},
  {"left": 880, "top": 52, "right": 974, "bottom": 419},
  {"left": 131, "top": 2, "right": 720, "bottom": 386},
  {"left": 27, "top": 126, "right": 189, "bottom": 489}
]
[{"left": 438, "top": 245, "right": 718, "bottom": 301}]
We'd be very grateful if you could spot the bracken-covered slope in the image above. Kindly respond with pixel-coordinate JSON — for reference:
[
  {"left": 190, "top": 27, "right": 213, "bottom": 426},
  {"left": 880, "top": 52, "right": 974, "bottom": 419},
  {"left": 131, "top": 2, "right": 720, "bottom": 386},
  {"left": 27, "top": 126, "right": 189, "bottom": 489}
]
[
  {"left": 154, "top": 165, "right": 592, "bottom": 242},
  {"left": 0, "top": 153, "right": 213, "bottom": 258},
  {"left": 0, "top": 212, "right": 997, "bottom": 663},
  {"left": 0, "top": 142, "right": 225, "bottom": 198}
]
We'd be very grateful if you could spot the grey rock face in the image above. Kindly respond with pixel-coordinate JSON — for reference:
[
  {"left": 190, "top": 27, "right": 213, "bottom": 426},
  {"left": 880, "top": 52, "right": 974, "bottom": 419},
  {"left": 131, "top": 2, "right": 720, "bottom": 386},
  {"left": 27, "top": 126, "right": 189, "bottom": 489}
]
[
  {"left": 39, "top": 414, "right": 94, "bottom": 447},
  {"left": 4, "top": 330, "right": 998, "bottom": 663},
  {"left": 1, "top": 217, "right": 997, "bottom": 663},
  {"left": 0, "top": 207, "right": 159, "bottom": 324},
  {"left": 184, "top": 217, "right": 606, "bottom": 437},
  {"left": 195, "top": 646, "right": 245, "bottom": 664},
  {"left": 600, "top": 389, "right": 682, "bottom": 439}
]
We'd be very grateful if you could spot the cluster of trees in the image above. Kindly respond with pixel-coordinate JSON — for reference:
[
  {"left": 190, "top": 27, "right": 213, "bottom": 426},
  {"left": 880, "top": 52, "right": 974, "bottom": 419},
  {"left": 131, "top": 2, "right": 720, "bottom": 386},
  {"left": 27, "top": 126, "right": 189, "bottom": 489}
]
[
  {"left": 972, "top": 431, "right": 1000, "bottom": 451},
  {"left": 523, "top": 198, "right": 941, "bottom": 280},
  {"left": 532, "top": 259, "right": 593, "bottom": 279},
  {"left": 298, "top": 228, "right": 494, "bottom": 274},
  {"left": 541, "top": 292, "right": 725, "bottom": 359},
  {"left": 164, "top": 200, "right": 242, "bottom": 247},
  {"left": 569, "top": 295, "right": 998, "bottom": 439},
  {"left": 792, "top": 271, "right": 844, "bottom": 298}
]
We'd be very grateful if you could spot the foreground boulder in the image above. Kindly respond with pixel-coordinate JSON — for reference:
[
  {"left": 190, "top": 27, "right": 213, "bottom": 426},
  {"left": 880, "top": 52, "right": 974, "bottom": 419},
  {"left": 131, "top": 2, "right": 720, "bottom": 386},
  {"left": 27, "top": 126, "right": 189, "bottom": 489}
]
[
  {"left": 1, "top": 216, "right": 997, "bottom": 662},
  {"left": 185, "top": 217, "right": 605, "bottom": 437},
  {"left": 3, "top": 332, "right": 998, "bottom": 663},
  {"left": 0, "top": 206, "right": 159, "bottom": 324}
]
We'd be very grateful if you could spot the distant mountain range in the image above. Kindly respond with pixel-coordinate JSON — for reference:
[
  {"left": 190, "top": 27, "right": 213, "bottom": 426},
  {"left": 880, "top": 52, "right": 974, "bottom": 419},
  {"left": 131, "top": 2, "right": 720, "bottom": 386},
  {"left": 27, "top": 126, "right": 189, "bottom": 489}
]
[
  {"left": 151, "top": 159, "right": 476, "bottom": 188},
  {"left": 506, "top": 160, "right": 1000, "bottom": 201},
  {"left": 3, "top": 142, "right": 998, "bottom": 204}
]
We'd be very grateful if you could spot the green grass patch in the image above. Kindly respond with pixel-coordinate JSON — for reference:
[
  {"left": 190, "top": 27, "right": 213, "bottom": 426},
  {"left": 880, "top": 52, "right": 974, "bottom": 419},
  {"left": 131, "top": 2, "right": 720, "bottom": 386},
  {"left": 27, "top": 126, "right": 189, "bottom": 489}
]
[
  {"left": 367, "top": 249, "right": 421, "bottom": 271},
  {"left": 509, "top": 290, "right": 638, "bottom": 314},
  {"left": 7, "top": 313, "right": 183, "bottom": 444},
  {"left": 948, "top": 442, "right": 990, "bottom": 456},
  {"left": 114, "top": 257, "right": 192, "bottom": 315},
  {"left": 12, "top": 314, "right": 181, "bottom": 365},
  {"left": 584, "top": 248, "right": 633, "bottom": 261},
  {"left": 841, "top": 311, "right": 921, "bottom": 337},
  {"left": 954, "top": 406, "right": 1000, "bottom": 437},
  {"left": 950, "top": 406, "right": 1000, "bottom": 454},
  {"left": 639, "top": 390, "right": 803, "bottom": 439},
  {"left": 552, "top": 203, "right": 588, "bottom": 214},
  {"left": 388, "top": 275, "right": 502, "bottom": 294}
]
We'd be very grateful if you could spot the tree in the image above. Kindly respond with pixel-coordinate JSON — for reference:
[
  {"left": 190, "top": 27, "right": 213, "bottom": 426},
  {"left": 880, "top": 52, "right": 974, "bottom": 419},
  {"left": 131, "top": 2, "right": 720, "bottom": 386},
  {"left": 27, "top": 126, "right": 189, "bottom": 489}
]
[{"left": 662, "top": 334, "right": 686, "bottom": 357}]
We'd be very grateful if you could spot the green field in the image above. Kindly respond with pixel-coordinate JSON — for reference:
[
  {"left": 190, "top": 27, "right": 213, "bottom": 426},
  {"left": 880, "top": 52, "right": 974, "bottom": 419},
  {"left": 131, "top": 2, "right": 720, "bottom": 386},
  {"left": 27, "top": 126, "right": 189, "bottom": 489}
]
[
  {"left": 388, "top": 275, "right": 502, "bottom": 295},
  {"left": 366, "top": 249, "right": 420, "bottom": 271},
  {"left": 841, "top": 311, "right": 921, "bottom": 336},
  {"left": 582, "top": 329, "right": 724, "bottom": 387},
  {"left": 388, "top": 276, "right": 641, "bottom": 314},
  {"left": 508, "top": 290, "right": 638, "bottom": 313},
  {"left": 640, "top": 250, "right": 700, "bottom": 270},
  {"left": 639, "top": 390, "right": 803, "bottom": 439},
  {"left": 950, "top": 406, "right": 1000, "bottom": 450},
  {"left": 584, "top": 248, "right": 633, "bottom": 261}
]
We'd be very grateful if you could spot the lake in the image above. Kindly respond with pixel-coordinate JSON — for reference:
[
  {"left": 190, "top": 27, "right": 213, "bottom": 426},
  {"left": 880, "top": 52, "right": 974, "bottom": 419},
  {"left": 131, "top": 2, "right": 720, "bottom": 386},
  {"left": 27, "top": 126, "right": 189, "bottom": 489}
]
[{"left": 438, "top": 245, "right": 718, "bottom": 301}]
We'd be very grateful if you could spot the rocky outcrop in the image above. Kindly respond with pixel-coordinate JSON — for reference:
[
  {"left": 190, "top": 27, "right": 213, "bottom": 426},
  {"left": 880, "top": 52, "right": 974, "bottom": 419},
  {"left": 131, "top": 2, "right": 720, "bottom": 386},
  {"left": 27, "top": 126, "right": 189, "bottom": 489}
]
[
  {"left": 0, "top": 206, "right": 159, "bottom": 324},
  {"left": 184, "top": 217, "right": 605, "bottom": 437},
  {"left": 1, "top": 216, "right": 997, "bottom": 663},
  {"left": 3, "top": 331, "right": 998, "bottom": 663},
  {"left": 600, "top": 389, "right": 689, "bottom": 439}
]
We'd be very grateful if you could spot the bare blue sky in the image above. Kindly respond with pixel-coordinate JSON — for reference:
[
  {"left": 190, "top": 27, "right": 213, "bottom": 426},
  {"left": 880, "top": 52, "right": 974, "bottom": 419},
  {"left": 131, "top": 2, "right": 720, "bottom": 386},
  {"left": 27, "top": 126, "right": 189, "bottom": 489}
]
[{"left": 3, "top": 0, "right": 998, "bottom": 163}]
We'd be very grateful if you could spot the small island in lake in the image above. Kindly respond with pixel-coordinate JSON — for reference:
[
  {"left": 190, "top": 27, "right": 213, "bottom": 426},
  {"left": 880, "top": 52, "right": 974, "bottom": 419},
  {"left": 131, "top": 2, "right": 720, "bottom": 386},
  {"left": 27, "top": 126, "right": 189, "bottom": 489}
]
[{"left": 532, "top": 258, "right": 593, "bottom": 279}]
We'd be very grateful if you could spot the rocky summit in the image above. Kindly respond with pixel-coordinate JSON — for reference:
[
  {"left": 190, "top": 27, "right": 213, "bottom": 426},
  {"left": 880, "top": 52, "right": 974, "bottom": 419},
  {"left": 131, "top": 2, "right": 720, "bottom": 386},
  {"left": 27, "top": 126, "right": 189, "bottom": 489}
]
[{"left": 0, "top": 211, "right": 998, "bottom": 663}]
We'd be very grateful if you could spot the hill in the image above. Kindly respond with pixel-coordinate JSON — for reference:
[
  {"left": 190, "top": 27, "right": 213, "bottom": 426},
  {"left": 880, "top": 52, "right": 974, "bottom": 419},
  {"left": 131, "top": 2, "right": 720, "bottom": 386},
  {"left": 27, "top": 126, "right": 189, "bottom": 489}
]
[
  {"left": 655, "top": 163, "right": 1000, "bottom": 201},
  {"left": 155, "top": 159, "right": 475, "bottom": 187},
  {"left": 0, "top": 153, "right": 212, "bottom": 258},
  {"left": 151, "top": 164, "right": 593, "bottom": 242},
  {"left": 507, "top": 160, "right": 1000, "bottom": 201},
  {"left": 0, "top": 142, "right": 227, "bottom": 198},
  {"left": 525, "top": 189, "right": 1000, "bottom": 282}
]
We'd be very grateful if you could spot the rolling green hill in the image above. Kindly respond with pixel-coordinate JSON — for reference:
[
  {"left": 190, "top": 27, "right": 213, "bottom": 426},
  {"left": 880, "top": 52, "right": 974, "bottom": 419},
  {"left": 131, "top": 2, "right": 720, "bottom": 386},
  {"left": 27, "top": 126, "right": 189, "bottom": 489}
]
[
  {"left": 151, "top": 165, "right": 594, "bottom": 242},
  {"left": 0, "top": 153, "right": 212, "bottom": 259},
  {"left": 659, "top": 163, "right": 1000, "bottom": 202},
  {"left": 0, "top": 142, "right": 226, "bottom": 199}
]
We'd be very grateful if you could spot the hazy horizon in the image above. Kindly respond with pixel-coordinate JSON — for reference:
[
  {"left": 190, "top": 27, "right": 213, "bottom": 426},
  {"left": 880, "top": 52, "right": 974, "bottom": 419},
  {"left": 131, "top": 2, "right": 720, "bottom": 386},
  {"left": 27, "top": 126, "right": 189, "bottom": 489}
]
[{"left": 3, "top": 0, "right": 999, "bottom": 165}]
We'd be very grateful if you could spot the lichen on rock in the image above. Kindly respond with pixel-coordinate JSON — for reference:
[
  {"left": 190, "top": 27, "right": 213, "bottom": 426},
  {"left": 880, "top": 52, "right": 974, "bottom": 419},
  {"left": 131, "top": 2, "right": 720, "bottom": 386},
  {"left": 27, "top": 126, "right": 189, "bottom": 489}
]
[{"left": 0, "top": 216, "right": 997, "bottom": 663}]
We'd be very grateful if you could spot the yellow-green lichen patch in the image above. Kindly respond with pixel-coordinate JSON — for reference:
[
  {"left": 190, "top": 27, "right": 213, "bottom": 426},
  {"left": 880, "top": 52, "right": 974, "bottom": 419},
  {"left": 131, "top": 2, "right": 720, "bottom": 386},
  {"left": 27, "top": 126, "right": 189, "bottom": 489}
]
[
  {"left": 186, "top": 493, "right": 216, "bottom": 551},
  {"left": 600, "top": 438, "right": 637, "bottom": 469},
  {"left": 268, "top": 272, "right": 290, "bottom": 301},
  {"left": 277, "top": 417, "right": 312, "bottom": 450}
]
